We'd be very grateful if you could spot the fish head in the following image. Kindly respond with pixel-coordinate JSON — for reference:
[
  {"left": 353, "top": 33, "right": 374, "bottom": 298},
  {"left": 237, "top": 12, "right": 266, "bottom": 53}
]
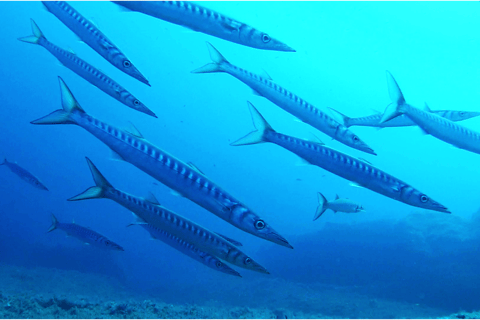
[
  {"left": 448, "top": 110, "right": 480, "bottom": 122},
  {"left": 122, "top": 94, "right": 157, "bottom": 118},
  {"left": 210, "top": 259, "right": 242, "bottom": 277},
  {"left": 401, "top": 186, "right": 450, "bottom": 213},
  {"left": 230, "top": 249, "right": 269, "bottom": 274},
  {"left": 116, "top": 59, "right": 150, "bottom": 86},
  {"left": 341, "top": 128, "right": 376, "bottom": 155},
  {"left": 102, "top": 238, "right": 124, "bottom": 251},
  {"left": 32, "top": 179, "right": 49, "bottom": 191},
  {"left": 244, "top": 29, "right": 295, "bottom": 52},
  {"left": 227, "top": 204, "right": 292, "bottom": 248}
]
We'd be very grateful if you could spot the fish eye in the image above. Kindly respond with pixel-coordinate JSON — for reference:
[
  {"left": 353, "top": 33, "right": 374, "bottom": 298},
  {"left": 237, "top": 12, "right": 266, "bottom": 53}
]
[
  {"left": 353, "top": 135, "right": 359, "bottom": 141},
  {"left": 261, "top": 34, "right": 271, "bottom": 43},
  {"left": 244, "top": 257, "right": 252, "bottom": 265},
  {"left": 254, "top": 220, "right": 266, "bottom": 230},
  {"left": 420, "top": 195, "right": 429, "bottom": 203},
  {"left": 215, "top": 261, "right": 223, "bottom": 268},
  {"left": 105, "top": 240, "right": 110, "bottom": 245},
  {"left": 123, "top": 60, "right": 131, "bottom": 68},
  {"left": 459, "top": 112, "right": 465, "bottom": 116},
  {"left": 133, "top": 100, "right": 140, "bottom": 106}
]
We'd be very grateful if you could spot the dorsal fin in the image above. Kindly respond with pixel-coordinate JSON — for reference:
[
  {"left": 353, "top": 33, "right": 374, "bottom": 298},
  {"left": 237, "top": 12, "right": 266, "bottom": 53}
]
[
  {"left": 423, "top": 102, "right": 432, "bottom": 112},
  {"left": 125, "top": 122, "right": 144, "bottom": 139},
  {"left": 187, "top": 162, "right": 205, "bottom": 175},
  {"left": 215, "top": 232, "right": 243, "bottom": 246},
  {"left": 358, "top": 157, "right": 372, "bottom": 165},
  {"left": 145, "top": 192, "right": 160, "bottom": 206},
  {"left": 335, "top": 194, "right": 340, "bottom": 200},
  {"left": 261, "top": 69, "right": 272, "bottom": 81},
  {"left": 67, "top": 47, "right": 75, "bottom": 55},
  {"left": 307, "top": 133, "right": 324, "bottom": 145}
]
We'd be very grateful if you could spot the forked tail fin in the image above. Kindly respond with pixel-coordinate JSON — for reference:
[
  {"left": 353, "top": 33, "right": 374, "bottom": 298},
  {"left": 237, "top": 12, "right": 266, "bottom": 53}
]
[
  {"left": 231, "top": 102, "right": 274, "bottom": 146},
  {"left": 380, "top": 71, "right": 406, "bottom": 124},
  {"left": 47, "top": 214, "right": 58, "bottom": 233},
  {"left": 68, "top": 157, "right": 113, "bottom": 201},
  {"left": 191, "top": 42, "right": 229, "bottom": 74},
  {"left": 18, "top": 19, "right": 46, "bottom": 45},
  {"left": 313, "top": 193, "right": 328, "bottom": 221}
]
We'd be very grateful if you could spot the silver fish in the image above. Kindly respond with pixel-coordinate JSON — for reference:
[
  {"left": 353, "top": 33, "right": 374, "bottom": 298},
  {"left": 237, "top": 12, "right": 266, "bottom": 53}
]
[
  {"left": 329, "top": 107, "right": 480, "bottom": 128},
  {"left": 129, "top": 216, "right": 241, "bottom": 277},
  {"left": 314, "top": 193, "right": 364, "bottom": 220},
  {"left": 31, "top": 77, "right": 291, "bottom": 249},
  {"left": 381, "top": 71, "right": 480, "bottom": 155},
  {"left": 231, "top": 102, "right": 450, "bottom": 214},
  {"left": 1, "top": 158, "right": 48, "bottom": 191},
  {"left": 18, "top": 19, "right": 155, "bottom": 117},
  {"left": 192, "top": 43, "right": 375, "bottom": 155},
  {"left": 112, "top": 1, "right": 294, "bottom": 52},
  {"left": 47, "top": 214, "right": 124, "bottom": 251},
  {"left": 42, "top": 1, "right": 150, "bottom": 86},
  {"left": 68, "top": 157, "right": 268, "bottom": 274}
]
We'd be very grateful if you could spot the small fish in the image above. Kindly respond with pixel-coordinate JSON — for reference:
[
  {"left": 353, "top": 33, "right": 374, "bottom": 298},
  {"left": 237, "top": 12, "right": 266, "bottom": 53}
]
[
  {"left": 47, "top": 214, "right": 124, "bottom": 251},
  {"left": 42, "top": 1, "right": 150, "bottom": 85},
  {"left": 314, "top": 193, "right": 364, "bottom": 220},
  {"left": 112, "top": 1, "right": 294, "bottom": 52},
  {"left": 329, "top": 107, "right": 480, "bottom": 128},
  {"left": 68, "top": 157, "right": 269, "bottom": 274},
  {"left": 1, "top": 158, "right": 48, "bottom": 191},
  {"left": 231, "top": 102, "right": 449, "bottom": 214},
  {"left": 192, "top": 43, "right": 375, "bottom": 155},
  {"left": 18, "top": 19, "right": 155, "bottom": 117},
  {"left": 31, "top": 77, "right": 291, "bottom": 249},
  {"left": 380, "top": 71, "right": 480, "bottom": 156},
  {"left": 130, "top": 222, "right": 241, "bottom": 277}
]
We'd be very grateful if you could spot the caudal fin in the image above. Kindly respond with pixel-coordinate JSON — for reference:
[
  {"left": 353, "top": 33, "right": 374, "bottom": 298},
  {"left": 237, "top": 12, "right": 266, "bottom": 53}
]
[
  {"left": 313, "top": 192, "right": 328, "bottom": 221},
  {"left": 191, "top": 42, "right": 228, "bottom": 74},
  {"left": 47, "top": 214, "right": 58, "bottom": 233},
  {"left": 328, "top": 108, "right": 351, "bottom": 127},
  {"left": 231, "top": 102, "right": 274, "bottom": 146},
  {"left": 18, "top": 19, "right": 45, "bottom": 44},
  {"left": 68, "top": 157, "right": 113, "bottom": 201},
  {"left": 379, "top": 71, "right": 408, "bottom": 124},
  {"left": 31, "top": 77, "right": 85, "bottom": 125},
  {"left": 0, "top": 158, "right": 6, "bottom": 166}
]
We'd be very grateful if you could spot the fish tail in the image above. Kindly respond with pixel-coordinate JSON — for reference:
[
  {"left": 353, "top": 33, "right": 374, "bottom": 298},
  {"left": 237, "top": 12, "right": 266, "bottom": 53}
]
[
  {"left": 231, "top": 102, "right": 274, "bottom": 146},
  {"left": 68, "top": 157, "right": 113, "bottom": 201},
  {"left": 0, "top": 158, "right": 6, "bottom": 166},
  {"left": 31, "top": 77, "right": 85, "bottom": 125},
  {"left": 379, "top": 71, "right": 406, "bottom": 123},
  {"left": 18, "top": 19, "right": 46, "bottom": 44},
  {"left": 191, "top": 42, "right": 228, "bottom": 74},
  {"left": 328, "top": 108, "right": 351, "bottom": 127},
  {"left": 47, "top": 214, "right": 58, "bottom": 233},
  {"left": 313, "top": 192, "right": 328, "bottom": 221}
]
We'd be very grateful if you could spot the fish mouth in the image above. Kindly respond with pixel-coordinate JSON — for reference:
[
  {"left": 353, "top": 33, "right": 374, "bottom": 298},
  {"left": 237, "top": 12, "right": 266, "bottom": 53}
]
[
  {"left": 224, "top": 268, "right": 242, "bottom": 277},
  {"left": 362, "top": 147, "right": 377, "bottom": 156},
  {"left": 435, "top": 205, "right": 451, "bottom": 214},
  {"left": 268, "top": 232, "right": 293, "bottom": 249}
]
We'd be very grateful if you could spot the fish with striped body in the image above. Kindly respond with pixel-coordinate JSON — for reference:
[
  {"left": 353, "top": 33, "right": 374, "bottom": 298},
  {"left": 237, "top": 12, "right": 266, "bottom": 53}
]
[
  {"left": 192, "top": 43, "right": 375, "bottom": 155},
  {"left": 48, "top": 214, "right": 124, "bottom": 251},
  {"left": 329, "top": 107, "right": 480, "bottom": 128},
  {"left": 314, "top": 193, "right": 364, "bottom": 220},
  {"left": 18, "top": 19, "right": 155, "bottom": 117},
  {"left": 380, "top": 71, "right": 480, "bottom": 155},
  {"left": 69, "top": 157, "right": 268, "bottom": 274},
  {"left": 231, "top": 102, "right": 450, "bottom": 213},
  {"left": 42, "top": 1, "right": 150, "bottom": 86},
  {"left": 112, "top": 1, "right": 294, "bottom": 52},
  {"left": 128, "top": 213, "right": 241, "bottom": 277},
  {"left": 1, "top": 158, "right": 48, "bottom": 191},
  {"left": 31, "top": 77, "right": 290, "bottom": 249}
]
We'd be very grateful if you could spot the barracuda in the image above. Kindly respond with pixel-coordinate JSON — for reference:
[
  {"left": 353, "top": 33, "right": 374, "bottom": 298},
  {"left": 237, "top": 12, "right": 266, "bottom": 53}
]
[
  {"left": 112, "top": 1, "right": 294, "bottom": 52},
  {"left": 232, "top": 102, "right": 450, "bottom": 214},
  {"left": 31, "top": 77, "right": 291, "bottom": 249},
  {"left": 192, "top": 43, "right": 375, "bottom": 155},
  {"left": 68, "top": 157, "right": 268, "bottom": 274},
  {"left": 1, "top": 159, "right": 49, "bottom": 191},
  {"left": 380, "top": 71, "right": 480, "bottom": 156},
  {"left": 18, "top": 19, "right": 155, "bottom": 117},
  {"left": 42, "top": 1, "right": 150, "bottom": 86}
]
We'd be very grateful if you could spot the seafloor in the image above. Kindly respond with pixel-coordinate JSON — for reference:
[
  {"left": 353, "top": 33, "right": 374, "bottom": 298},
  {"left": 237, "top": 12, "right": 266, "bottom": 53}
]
[{"left": 0, "top": 263, "right": 471, "bottom": 319}]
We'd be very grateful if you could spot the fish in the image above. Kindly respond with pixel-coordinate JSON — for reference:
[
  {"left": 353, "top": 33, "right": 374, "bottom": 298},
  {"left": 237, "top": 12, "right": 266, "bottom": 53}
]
[
  {"left": 68, "top": 157, "right": 269, "bottom": 274},
  {"left": 129, "top": 218, "right": 241, "bottom": 277},
  {"left": 1, "top": 158, "right": 48, "bottom": 191},
  {"left": 329, "top": 107, "right": 480, "bottom": 128},
  {"left": 47, "top": 214, "right": 124, "bottom": 251},
  {"left": 192, "top": 43, "right": 375, "bottom": 155},
  {"left": 31, "top": 77, "right": 291, "bottom": 249},
  {"left": 380, "top": 71, "right": 480, "bottom": 155},
  {"left": 231, "top": 102, "right": 450, "bottom": 214},
  {"left": 18, "top": 19, "right": 156, "bottom": 117},
  {"left": 42, "top": 1, "right": 150, "bottom": 86},
  {"left": 112, "top": 1, "right": 294, "bottom": 52},
  {"left": 314, "top": 193, "right": 364, "bottom": 220}
]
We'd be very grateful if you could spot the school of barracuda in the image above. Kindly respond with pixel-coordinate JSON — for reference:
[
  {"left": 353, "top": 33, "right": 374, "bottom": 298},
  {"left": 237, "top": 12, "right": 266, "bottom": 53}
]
[{"left": 7, "top": 1, "right": 479, "bottom": 277}]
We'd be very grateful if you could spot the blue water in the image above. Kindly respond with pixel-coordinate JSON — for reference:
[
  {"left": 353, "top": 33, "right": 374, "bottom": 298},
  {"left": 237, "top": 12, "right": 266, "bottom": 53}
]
[{"left": 1, "top": 1, "right": 480, "bottom": 318}]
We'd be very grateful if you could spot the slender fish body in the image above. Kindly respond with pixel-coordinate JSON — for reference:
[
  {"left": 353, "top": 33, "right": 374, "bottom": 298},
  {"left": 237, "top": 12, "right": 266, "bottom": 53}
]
[
  {"left": 192, "top": 43, "right": 375, "bottom": 155},
  {"left": 381, "top": 71, "right": 480, "bottom": 155},
  {"left": 314, "top": 193, "right": 364, "bottom": 220},
  {"left": 47, "top": 214, "right": 124, "bottom": 251},
  {"left": 31, "top": 77, "right": 291, "bottom": 249},
  {"left": 132, "top": 222, "right": 241, "bottom": 277},
  {"left": 42, "top": 1, "right": 150, "bottom": 86},
  {"left": 18, "top": 19, "right": 155, "bottom": 117},
  {"left": 329, "top": 107, "right": 480, "bottom": 128},
  {"left": 68, "top": 157, "right": 268, "bottom": 274},
  {"left": 231, "top": 102, "right": 450, "bottom": 214},
  {"left": 112, "top": 1, "right": 294, "bottom": 52},
  {"left": 1, "top": 159, "right": 48, "bottom": 191}
]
